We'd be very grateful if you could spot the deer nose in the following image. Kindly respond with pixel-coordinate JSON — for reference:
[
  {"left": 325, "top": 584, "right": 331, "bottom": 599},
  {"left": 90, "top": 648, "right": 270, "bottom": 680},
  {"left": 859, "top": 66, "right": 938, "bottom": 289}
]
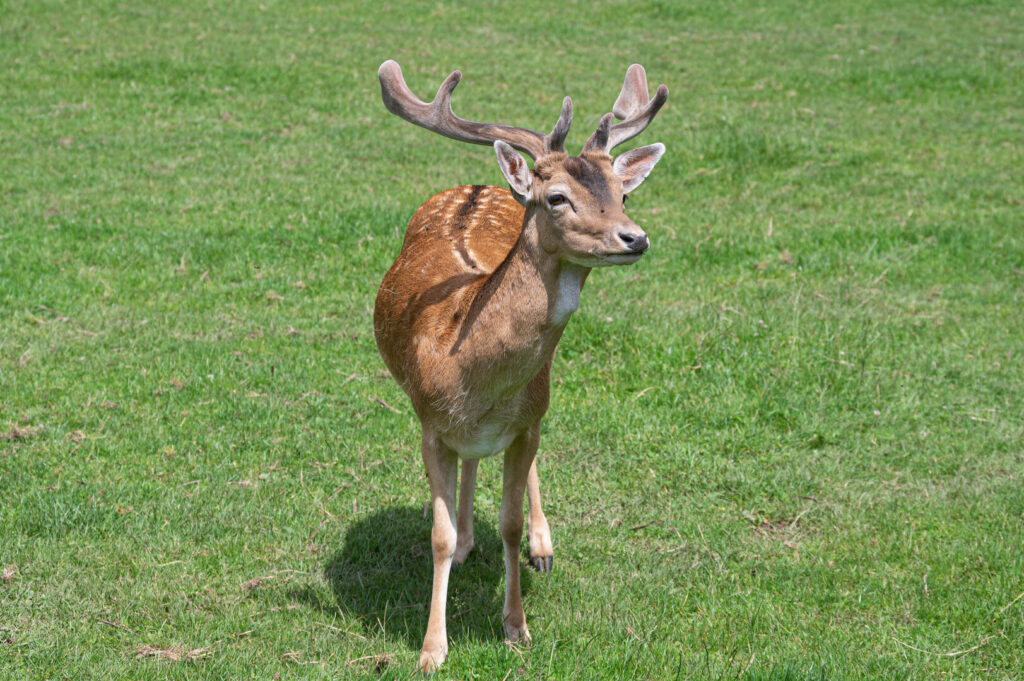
[{"left": 617, "top": 229, "right": 650, "bottom": 253}]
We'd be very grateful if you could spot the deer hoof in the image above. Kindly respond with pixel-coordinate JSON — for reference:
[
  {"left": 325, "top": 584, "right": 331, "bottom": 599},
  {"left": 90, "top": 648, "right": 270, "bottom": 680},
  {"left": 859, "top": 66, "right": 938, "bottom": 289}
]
[
  {"left": 418, "top": 643, "right": 447, "bottom": 673},
  {"left": 452, "top": 537, "right": 474, "bottom": 566},
  {"left": 504, "top": 620, "right": 532, "bottom": 644},
  {"left": 527, "top": 519, "right": 553, "bottom": 572}
]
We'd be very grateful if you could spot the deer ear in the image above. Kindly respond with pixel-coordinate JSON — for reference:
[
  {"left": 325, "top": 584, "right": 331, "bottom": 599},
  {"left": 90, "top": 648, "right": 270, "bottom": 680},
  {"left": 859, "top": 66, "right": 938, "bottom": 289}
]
[
  {"left": 494, "top": 141, "right": 533, "bottom": 197},
  {"left": 613, "top": 143, "right": 665, "bottom": 193}
]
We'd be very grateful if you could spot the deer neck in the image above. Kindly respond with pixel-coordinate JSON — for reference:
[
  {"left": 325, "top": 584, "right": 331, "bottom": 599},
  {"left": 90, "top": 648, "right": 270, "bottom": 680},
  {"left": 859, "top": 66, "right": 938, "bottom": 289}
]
[
  {"left": 503, "top": 210, "right": 587, "bottom": 342},
  {"left": 455, "top": 209, "right": 589, "bottom": 377},
  {"left": 513, "top": 208, "right": 589, "bottom": 327}
]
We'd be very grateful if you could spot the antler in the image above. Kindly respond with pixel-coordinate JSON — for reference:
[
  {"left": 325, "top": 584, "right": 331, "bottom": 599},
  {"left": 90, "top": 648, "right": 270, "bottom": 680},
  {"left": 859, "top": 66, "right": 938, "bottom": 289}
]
[
  {"left": 378, "top": 60, "right": 573, "bottom": 160},
  {"left": 583, "top": 64, "right": 668, "bottom": 154}
]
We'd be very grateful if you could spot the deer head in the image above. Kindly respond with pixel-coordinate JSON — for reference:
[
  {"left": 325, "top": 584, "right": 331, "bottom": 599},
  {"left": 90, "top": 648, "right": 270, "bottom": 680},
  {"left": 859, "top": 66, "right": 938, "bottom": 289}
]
[{"left": 378, "top": 61, "right": 668, "bottom": 268}]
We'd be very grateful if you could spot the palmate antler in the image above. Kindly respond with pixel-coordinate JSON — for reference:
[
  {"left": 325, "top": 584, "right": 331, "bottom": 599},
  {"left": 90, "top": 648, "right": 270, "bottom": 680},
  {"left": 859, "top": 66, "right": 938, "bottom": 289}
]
[
  {"left": 378, "top": 60, "right": 572, "bottom": 160},
  {"left": 378, "top": 60, "right": 666, "bottom": 158},
  {"left": 583, "top": 64, "right": 669, "bottom": 154}
]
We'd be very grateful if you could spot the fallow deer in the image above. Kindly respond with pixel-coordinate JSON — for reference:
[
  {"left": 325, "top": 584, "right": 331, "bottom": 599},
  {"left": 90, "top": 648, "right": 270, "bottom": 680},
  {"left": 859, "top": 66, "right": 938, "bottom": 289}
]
[{"left": 373, "top": 60, "right": 667, "bottom": 671}]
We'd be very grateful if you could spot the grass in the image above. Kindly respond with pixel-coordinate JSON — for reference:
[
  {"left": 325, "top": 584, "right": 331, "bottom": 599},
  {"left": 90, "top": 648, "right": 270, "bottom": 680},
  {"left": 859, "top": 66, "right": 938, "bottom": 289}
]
[{"left": 1, "top": 0, "right": 1022, "bottom": 679}]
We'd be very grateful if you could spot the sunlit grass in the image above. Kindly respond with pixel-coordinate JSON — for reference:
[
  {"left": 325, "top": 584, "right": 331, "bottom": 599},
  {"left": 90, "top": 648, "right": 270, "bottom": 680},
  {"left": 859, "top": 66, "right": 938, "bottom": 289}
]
[{"left": 1, "top": 1, "right": 1022, "bottom": 679}]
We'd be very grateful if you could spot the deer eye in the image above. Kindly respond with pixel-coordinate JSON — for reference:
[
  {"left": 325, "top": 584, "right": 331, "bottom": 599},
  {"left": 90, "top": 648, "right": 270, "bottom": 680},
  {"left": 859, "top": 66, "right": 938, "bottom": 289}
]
[
  {"left": 622, "top": 194, "right": 629, "bottom": 206},
  {"left": 547, "top": 194, "right": 567, "bottom": 208}
]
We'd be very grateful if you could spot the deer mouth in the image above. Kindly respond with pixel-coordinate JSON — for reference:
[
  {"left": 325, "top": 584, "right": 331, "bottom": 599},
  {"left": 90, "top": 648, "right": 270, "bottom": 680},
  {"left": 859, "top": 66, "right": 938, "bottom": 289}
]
[{"left": 604, "top": 251, "right": 645, "bottom": 265}]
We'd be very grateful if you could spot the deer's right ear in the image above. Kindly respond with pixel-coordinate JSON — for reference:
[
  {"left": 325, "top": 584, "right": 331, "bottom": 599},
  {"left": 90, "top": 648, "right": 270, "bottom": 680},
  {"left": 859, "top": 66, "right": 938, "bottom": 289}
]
[{"left": 494, "top": 141, "right": 533, "bottom": 198}]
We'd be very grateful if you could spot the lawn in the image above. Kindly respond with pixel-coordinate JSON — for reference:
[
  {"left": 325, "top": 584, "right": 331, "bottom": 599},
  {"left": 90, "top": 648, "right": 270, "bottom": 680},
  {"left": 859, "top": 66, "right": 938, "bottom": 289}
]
[{"left": 1, "top": 1, "right": 1022, "bottom": 679}]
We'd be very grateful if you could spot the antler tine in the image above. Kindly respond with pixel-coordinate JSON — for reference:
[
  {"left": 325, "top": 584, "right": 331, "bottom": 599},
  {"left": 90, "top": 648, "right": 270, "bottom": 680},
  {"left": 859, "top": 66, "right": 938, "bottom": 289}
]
[
  {"left": 612, "top": 64, "right": 651, "bottom": 120},
  {"left": 584, "top": 64, "right": 668, "bottom": 154},
  {"left": 584, "top": 113, "right": 614, "bottom": 153},
  {"left": 545, "top": 96, "right": 573, "bottom": 153},
  {"left": 607, "top": 83, "right": 668, "bottom": 150},
  {"left": 378, "top": 60, "right": 548, "bottom": 159}
]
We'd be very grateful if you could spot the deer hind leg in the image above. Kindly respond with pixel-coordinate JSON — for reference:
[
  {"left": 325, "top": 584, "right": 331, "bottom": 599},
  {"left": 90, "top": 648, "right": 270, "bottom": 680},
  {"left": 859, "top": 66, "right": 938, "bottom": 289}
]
[
  {"left": 453, "top": 458, "right": 478, "bottom": 565},
  {"left": 419, "top": 430, "right": 458, "bottom": 672},
  {"left": 526, "top": 459, "right": 553, "bottom": 573},
  {"left": 499, "top": 424, "right": 539, "bottom": 643}
]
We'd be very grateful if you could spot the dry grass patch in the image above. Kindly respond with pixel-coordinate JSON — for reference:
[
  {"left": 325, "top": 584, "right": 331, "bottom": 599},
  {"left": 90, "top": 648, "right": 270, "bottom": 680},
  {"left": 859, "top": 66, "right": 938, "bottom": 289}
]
[{"left": 134, "top": 644, "right": 214, "bottom": 663}]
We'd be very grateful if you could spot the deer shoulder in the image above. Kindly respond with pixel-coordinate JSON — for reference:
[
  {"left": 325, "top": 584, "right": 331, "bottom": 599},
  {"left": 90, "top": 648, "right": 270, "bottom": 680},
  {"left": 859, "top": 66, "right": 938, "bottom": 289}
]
[{"left": 374, "top": 184, "right": 532, "bottom": 414}]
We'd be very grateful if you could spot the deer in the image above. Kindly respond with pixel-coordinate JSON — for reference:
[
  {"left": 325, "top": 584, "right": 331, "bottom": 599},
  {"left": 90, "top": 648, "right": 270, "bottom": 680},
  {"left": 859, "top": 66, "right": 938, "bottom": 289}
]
[{"left": 372, "top": 59, "right": 667, "bottom": 672}]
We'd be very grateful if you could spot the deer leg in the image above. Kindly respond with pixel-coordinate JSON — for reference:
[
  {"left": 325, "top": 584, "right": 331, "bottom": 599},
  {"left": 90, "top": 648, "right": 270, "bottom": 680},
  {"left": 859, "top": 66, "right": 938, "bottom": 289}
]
[
  {"left": 419, "top": 430, "right": 458, "bottom": 672},
  {"left": 453, "top": 458, "right": 478, "bottom": 565},
  {"left": 526, "top": 459, "right": 553, "bottom": 573},
  {"left": 499, "top": 424, "right": 539, "bottom": 643}
]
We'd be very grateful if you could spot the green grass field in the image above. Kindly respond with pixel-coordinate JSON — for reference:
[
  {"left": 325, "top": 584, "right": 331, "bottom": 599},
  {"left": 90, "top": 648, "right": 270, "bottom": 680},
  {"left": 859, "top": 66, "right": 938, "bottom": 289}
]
[{"left": 2, "top": 1, "right": 1022, "bottom": 679}]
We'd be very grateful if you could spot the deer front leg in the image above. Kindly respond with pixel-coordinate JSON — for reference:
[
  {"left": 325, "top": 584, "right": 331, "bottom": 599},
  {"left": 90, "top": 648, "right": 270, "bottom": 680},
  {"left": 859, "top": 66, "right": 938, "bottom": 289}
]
[
  {"left": 453, "top": 458, "right": 478, "bottom": 565},
  {"left": 420, "top": 431, "right": 458, "bottom": 672},
  {"left": 500, "top": 424, "right": 539, "bottom": 643},
  {"left": 526, "top": 459, "right": 553, "bottom": 573}
]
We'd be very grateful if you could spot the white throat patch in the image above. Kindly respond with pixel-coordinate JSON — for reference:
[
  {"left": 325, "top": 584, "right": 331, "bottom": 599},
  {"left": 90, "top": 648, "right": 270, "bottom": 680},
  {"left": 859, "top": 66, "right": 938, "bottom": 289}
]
[{"left": 550, "top": 265, "right": 585, "bottom": 326}]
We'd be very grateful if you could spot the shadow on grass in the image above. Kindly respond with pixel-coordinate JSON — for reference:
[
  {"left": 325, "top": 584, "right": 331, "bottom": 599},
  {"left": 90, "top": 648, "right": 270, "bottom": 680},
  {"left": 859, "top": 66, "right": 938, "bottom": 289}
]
[{"left": 294, "top": 505, "right": 531, "bottom": 651}]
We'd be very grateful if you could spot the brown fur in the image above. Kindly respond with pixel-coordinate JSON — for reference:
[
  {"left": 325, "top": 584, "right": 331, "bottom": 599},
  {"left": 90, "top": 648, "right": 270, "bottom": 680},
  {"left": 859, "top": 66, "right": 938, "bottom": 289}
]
[
  {"left": 375, "top": 185, "right": 547, "bottom": 431},
  {"left": 372, "top": 60, "right": 666, "bottom": 673}
]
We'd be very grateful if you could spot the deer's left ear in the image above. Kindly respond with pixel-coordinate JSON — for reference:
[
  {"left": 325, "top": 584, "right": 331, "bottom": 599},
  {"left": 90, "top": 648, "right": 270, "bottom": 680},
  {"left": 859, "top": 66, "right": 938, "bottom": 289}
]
[
  {"left": 613, "top": 143, "right": 665, "bottom": 193},
  {"left": 494, "top": 140, "right": 533, "bottom": 198}
]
